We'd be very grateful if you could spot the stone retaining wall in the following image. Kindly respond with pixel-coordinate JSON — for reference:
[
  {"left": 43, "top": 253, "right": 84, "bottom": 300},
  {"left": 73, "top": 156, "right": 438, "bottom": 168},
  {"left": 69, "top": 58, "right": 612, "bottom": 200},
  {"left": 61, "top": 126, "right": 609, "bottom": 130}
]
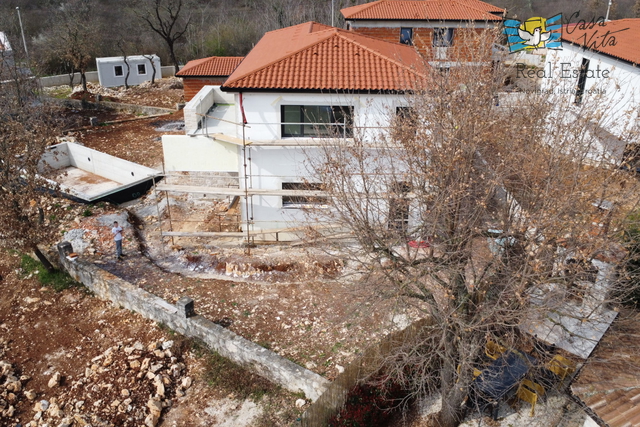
[
  {"left": 49, "top": 98, "right": 176, "bottom": 116},
  {"left": 56, "top": 242, "right": 330, "bottom": 401}
]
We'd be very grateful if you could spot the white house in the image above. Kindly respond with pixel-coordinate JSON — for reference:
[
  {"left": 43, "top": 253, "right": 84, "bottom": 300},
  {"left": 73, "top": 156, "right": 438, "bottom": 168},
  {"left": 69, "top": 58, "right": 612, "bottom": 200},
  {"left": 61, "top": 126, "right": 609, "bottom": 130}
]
[
  {"left": 161, "top": 21, "right": 428, "bottom": 238},
  {"left": 542, "top": 19, "right": 640, "bottom": 165},
  {"left": 96, "top": 55, "right": 161, "bottom": 88}
]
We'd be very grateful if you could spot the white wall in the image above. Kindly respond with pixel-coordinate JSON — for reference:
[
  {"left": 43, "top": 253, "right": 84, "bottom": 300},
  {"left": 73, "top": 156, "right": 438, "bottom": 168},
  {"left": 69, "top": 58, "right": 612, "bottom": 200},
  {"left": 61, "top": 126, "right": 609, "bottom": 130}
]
[
  {"left": 165, "top": 90, "right": 411, "bottom": 234},
  {"left": 237, "top": 91, "right": 408, "bottom": 143},
  {"left": 234, "top": 92, "right": 409, "bottom": 232},
  {"left": 241, "top": 146, "right": 321, "bottom": 231},
  {"left": 183, "top": 86, "right": 235, "bottom": 133},
  {"left": 96, "top": 56, "right": 162, "bottom": 88},
  {"left": 542, "top": 45, "right": 640, "bottom": 138},
  {"left": 162, "top": 135, "right": 239, "bottom": 172}
]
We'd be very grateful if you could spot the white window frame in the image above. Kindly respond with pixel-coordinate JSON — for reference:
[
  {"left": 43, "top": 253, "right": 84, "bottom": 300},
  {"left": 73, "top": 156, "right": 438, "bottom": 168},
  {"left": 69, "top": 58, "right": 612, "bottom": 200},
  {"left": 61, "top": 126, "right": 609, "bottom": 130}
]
[
  {"left": 114, "top": 65, "right": 124, "bottom": 77},
  {"left": 137, "top": 63, "right": 147, "bottom": 75}
]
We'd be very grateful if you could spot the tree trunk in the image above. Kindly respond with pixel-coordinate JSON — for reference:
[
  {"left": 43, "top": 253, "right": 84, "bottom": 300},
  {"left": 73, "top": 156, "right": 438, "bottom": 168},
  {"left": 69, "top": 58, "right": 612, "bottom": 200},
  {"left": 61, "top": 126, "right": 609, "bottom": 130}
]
[
  {"left": 168, "top": 41, "right": 180, "bottom": 74},
  {"left": 123, "top": 57, "right": 130, "bottom": 89},
  {"left": 81, "top": 71, "right": 88, "bottom": 93},
  {"left": 438, "top": 383, "right": 468, "bottom": 427},
  {"left": 31, "top": 245, "right": 56, "bottom": 273},
  {"left": 68, "top": 66, "right": 75, "bottom": 89},
  {"left": 437, "top": 333, "right": 469, "bottom": 427}
]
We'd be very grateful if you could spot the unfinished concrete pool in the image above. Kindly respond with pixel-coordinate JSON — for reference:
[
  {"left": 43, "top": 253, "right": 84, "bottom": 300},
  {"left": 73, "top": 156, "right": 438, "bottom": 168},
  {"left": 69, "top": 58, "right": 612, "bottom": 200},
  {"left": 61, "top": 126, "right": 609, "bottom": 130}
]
[{"left": 39, "top": 141, "right": 163, "bottom": 204}]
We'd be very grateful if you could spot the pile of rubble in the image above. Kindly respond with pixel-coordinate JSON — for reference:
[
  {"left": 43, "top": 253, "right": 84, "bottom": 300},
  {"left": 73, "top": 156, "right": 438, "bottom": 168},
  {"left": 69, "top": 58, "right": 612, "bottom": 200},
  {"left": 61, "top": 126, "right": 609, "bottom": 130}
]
[
  {"left": 66, "top": 78, "right": 184, "bottom": 109},
  {"left": 5, "top": 338, "right": 191, "bottom": 427},
  {"left": 0, "top": 338, "right": 27, "bottom": 423}
]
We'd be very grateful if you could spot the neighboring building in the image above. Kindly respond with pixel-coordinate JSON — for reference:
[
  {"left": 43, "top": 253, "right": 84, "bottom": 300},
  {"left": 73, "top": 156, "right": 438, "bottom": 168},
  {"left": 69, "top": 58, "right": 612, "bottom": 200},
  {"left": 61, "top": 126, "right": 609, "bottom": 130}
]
[
  {"left": 96, "top": 55, "right": 161, "bottom": 88},
  {"left": 161, "top": 21, "right": 429, "bottom": 237},
  {"left": 571, "top": 312, "right": 640, "bottom": 427},
  {"left": 176, "top": 56, "right": 244, "bottom": 101},
  {"left": 341, "top": 0, "right": 504, "bottom": 65},
  {"left": 0, "top": 31, "right": 14, "bottom": 74},
  {"left": 542, "top": 19, "right": 640, "bottom": 164}
]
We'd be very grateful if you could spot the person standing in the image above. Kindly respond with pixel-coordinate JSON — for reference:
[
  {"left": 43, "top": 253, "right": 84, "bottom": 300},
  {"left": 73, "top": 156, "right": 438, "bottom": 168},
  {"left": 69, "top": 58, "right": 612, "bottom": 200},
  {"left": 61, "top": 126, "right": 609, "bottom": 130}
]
[{"left": 112, "top": 221, "right": 124, "bottom": 259}]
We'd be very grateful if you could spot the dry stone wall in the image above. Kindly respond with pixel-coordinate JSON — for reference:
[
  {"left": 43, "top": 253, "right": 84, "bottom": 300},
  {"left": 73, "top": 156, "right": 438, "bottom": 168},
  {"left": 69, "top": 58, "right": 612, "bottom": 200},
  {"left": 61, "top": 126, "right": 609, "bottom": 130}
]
[{"left": 56, "top": 242, "right": 330, "bottom": 402}]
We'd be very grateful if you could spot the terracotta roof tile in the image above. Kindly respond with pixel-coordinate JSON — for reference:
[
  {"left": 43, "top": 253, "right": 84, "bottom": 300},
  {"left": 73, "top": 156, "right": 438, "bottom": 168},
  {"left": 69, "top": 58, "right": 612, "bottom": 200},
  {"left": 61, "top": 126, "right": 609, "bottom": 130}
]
[
  {"left": 176, "top": 56, "right": 244, "bottom": 77},
  {"left": 562, "top": 19, "right": 640, "bottom": 66},
  {"left": 571, "top": 312, "right": 640, "bottom": 427},
  {"left": 223, "top": 21, "right": 428, "bottom": 91},
  {"left": 341, "top": 0, "right": 504, "bottom": 21}
]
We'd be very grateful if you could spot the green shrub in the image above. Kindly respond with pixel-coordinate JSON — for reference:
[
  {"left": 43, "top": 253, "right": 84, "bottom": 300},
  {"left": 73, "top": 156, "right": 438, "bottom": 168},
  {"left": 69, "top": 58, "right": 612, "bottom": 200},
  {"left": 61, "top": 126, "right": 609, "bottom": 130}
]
[{"left": 20, "top": 255, "right": 81, "bottom": 292}]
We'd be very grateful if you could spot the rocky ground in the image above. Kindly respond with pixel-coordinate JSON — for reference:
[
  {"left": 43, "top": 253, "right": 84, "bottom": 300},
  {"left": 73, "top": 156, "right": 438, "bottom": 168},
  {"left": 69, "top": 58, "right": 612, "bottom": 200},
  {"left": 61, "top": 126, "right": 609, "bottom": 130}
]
[
  {"left": 0, "top": 248, "right": 303, "bottom": 427},
  {"left": 44, "top": 78, "right": 185, "bottom": 110}
]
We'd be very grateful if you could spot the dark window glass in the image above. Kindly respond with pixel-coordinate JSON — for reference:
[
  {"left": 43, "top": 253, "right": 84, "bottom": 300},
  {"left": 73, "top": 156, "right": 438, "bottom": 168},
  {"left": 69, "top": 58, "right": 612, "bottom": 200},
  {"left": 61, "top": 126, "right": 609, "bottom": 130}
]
[
  {"left": 137, "top": 63, "right": 147, "bottom": 75},
  {"left": 574, "top": 58, "right": 590, "bottom": 105},
  {"left": 388, "top": 182, "right": 411, "bottom": 232},
  {"left": 433, "top": 28, "right": 454, "bottom": 47},
  {"left": 114, "top": 65, "right": 123, "bottom": 77},
  {"left": 282, "top": 182, "right": 327, "bottom": 207},
  {"left": 394, "top": 106, "right": 418, "bottom": 138},
  {"left": 281, "top": 105, "right": 353, "bottom": 138},
  {"left": 400, "top": 28, "right": 413, "bottom": 45}
]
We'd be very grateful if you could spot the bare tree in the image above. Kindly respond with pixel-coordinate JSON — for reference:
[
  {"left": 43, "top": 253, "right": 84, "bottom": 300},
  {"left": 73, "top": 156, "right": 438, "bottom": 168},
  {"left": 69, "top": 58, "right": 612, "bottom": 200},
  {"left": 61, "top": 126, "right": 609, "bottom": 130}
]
[
  {"left": 308, "top": 29, "right": 640, "bottom": 426},
  {"left": 0, "top": 48, "right": 65, "bottom": 273},
  {"left": 137, "top": 0, "right": 191, "bottom": 74},
  {"left": 142, "top": 54, "right": 158, "bottom": 85},
  {"left": 42, "top": 0, "right": 100, "bottom": 93},
  {"left": 117, "top": 39, "right": 132, "bottom": 89}
]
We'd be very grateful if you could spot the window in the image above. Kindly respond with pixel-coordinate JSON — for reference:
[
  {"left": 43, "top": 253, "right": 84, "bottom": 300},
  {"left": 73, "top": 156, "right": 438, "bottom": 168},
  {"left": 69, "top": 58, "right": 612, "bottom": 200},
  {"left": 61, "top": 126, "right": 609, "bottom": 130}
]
[
  {"left": 433, "top": 28, "right": 454, "bottom": 47},
  {"left": 281, "top": 105, "right": 353, "bottom": 138},
  {"left": 394, "top": 106, "right": 418, "bottom": 139},
  {"left": 114, "top": 65, "right": 123, "bottom": 77},
  {"left": 137, "top": 63, "right": 147, "bottom": 75},
  {"left": 388, "top": 182, "right": 411, "bottom": 232},
  {"left": 282, "top": 182, "right": 327, "bottom": 208},
  {"left": 400, "top": 28, "right": 413, "bottom": 45},
  {"left": 574, "top": 58, "right": 590, "bottom": 105}
]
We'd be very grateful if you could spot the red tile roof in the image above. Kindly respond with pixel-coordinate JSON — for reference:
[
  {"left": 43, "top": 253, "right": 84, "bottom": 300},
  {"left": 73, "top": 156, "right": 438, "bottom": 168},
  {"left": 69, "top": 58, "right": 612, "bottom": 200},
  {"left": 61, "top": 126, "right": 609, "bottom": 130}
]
[
  {"left": 572, "top": 312, "right": 640, "bottom": 427},
  {"left": 176, "top": 56, "right": 244, "bottom": 77},
  {"left": 562, "top": 19, "right": 640, "bottom": 66},
  {"left": 341, "top": 0, "right": 504, "bottom": 21},
  {"left": 222, "top": 21, "right": 428, "bottom": 91}
]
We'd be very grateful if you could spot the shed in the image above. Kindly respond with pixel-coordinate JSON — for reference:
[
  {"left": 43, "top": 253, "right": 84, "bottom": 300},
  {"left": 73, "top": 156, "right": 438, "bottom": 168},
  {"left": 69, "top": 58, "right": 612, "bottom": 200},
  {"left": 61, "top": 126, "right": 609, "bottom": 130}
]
[{"left": 96, "top": 55, "right": 161, "bottom": 88}]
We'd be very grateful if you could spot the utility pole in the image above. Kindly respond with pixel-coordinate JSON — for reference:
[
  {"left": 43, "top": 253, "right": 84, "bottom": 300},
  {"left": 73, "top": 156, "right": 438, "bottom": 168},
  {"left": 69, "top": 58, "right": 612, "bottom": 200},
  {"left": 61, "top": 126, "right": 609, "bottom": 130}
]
[
  {"left": 16, "top": 7, "right": 29, "bottom": 59},
  {"left": 331, "top": 0, "right": 335, "bottom": 27}
]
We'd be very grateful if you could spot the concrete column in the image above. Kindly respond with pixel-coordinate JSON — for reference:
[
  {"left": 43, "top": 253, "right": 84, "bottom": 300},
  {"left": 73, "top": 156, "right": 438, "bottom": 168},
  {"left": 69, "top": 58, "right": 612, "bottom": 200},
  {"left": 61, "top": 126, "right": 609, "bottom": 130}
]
[
  {"left": 176, "top": 297, "right": 195, "bottom": 318},
  {"left": 57, "top": 241, "right": 73, "bottom": 262}
]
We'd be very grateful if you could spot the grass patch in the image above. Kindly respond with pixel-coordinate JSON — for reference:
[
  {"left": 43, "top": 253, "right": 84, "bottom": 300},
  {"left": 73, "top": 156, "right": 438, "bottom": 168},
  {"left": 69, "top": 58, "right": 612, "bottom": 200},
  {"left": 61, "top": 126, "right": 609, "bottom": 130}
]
[
  {"left": 46, "top": 86, "right": 73, "bottom": 99},
  {"left": 20, "top": 255, "right": 81, "bottom": 292},
  {"left": 203, "top": 350, "right": 277, "bottom": 401}
]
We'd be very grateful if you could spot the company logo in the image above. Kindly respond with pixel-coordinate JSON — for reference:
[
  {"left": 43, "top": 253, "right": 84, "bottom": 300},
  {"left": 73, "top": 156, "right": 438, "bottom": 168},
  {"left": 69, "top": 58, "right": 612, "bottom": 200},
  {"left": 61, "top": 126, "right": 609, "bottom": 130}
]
[{"left": 504, "top": 14, "right": 562, "bottom": 53}]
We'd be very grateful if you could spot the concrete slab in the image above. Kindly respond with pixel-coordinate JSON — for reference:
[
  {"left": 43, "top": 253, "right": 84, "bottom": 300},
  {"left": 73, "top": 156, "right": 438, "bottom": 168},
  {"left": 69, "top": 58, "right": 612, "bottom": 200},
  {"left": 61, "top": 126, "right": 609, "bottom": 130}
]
[{"left": 47, "top": 166, "right": 121, "bottom": 199}]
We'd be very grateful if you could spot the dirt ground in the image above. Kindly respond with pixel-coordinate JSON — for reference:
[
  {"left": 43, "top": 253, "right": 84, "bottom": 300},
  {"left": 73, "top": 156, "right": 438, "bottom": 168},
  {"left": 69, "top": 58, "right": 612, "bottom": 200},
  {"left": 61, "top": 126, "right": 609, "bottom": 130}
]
[
  {"left": 0, "top": 249, "right": 302, "bottom": 427},
  {"left": 61, "top": 108, "right": 184, "bottom": 170},
  {"left": 46, "top": 78, "right": 185, "bottom": 110}
]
